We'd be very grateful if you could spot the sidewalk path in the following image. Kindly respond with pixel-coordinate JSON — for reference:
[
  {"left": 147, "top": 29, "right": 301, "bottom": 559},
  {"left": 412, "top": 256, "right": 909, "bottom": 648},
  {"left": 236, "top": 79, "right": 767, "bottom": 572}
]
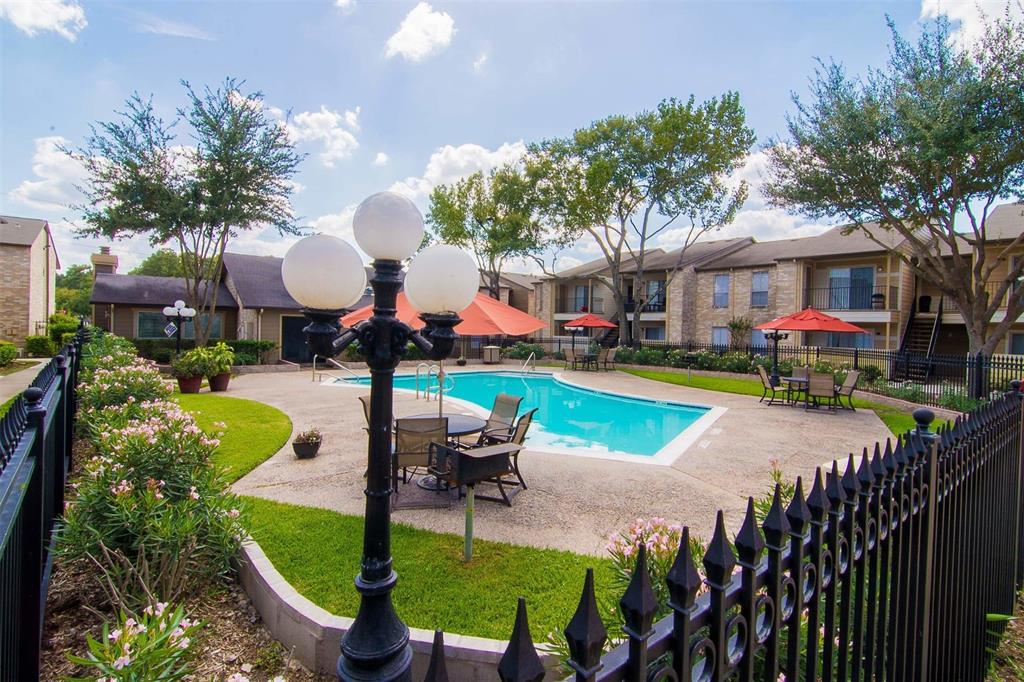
[
  {"left": 0, "top": 361, "right": 44, "bottom": 405},
  {"left": 227, "top": 368, "right": 893, "bottom": 556}
]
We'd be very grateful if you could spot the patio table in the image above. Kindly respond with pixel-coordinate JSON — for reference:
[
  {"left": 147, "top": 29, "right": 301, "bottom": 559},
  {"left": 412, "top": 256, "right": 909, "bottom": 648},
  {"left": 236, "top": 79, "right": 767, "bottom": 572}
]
[{"left": 781, "top": 376, "right": 808, "bottom": 406}]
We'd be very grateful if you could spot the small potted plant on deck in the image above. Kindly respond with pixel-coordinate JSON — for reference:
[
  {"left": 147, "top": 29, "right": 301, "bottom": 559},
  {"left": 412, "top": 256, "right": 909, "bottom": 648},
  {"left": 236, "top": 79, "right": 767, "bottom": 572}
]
[
  {"left": 206, "top": 342, "right": 235, "bottom": 392},
  {"left": 171, "top": 350, "right": 205, "bottom": 394},
  {"left": 292, "top": 428, "right": 322, "bottom": 459}
]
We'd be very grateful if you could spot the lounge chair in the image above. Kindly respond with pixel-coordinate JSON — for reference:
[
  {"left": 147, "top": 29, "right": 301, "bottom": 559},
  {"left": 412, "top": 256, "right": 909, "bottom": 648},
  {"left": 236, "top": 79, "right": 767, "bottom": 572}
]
[
  {"left": 806, "top": 371, "right": 838, "bottom": 412},
  {"left": 480, "top": 408, "right": 538, "bottom": 490},
  {"left": 476, "top": 393, "right": 523, "bottom": 445},
  {"left": 757, "top": 365, "right": 786, "bottom": 406},
  {"left": 393, "top": 417, "right": 448, "bottom": 491},
  {"left": 834, "top": 370, "right": 861, "bottom": 410},
  {"left": 603, "top": 346, "right": 618, "bottom": 371}
]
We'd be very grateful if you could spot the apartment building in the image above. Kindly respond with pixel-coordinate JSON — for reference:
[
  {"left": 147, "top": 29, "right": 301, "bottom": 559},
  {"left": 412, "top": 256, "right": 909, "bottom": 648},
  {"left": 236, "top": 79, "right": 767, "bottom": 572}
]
[{"left": 0, "top": 215, "right": 59, "bottom": 348}]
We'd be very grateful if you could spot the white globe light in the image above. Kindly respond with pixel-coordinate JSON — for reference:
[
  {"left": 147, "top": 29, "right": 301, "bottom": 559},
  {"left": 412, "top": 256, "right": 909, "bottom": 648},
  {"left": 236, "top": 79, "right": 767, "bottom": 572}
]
[
  {"left": 352, "top": 191, "right": 424, "bottom": 261},
  {"left": 405, "top": 245, "right": 479, "bottom": 315},
  {"left": 174, "top": 300, "right": 186, "bottom": 309},
  {"left": 282, "top": 234, "right": 367, "bottom": 310},
  {"left": 163, "top": 306, "right": 176, "bottom": 316}
]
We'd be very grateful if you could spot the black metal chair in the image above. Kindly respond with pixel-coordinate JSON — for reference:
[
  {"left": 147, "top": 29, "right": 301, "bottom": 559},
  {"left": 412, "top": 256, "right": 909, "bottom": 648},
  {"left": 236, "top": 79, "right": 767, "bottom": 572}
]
[{"left": 757, "top": 365, "right": 786, "bottom": 406}]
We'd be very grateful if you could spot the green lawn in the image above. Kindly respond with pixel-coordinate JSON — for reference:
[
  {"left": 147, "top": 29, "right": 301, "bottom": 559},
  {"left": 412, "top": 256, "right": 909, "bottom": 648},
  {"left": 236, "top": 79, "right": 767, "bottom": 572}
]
[
  {"left": 176, "top": 394, "right": 292, "bottom": 482},
  {"left": 245, "top": 496, "right": 615, "bottom": 641},
  {"left": 0, "top": 395, "right": 16, "bottom": 418},
  {"left": 623, "top": 369, "right": 919, "bottom": 436},
  {"left": 0, "top": 360, "right": 37, "bottom": 377}
]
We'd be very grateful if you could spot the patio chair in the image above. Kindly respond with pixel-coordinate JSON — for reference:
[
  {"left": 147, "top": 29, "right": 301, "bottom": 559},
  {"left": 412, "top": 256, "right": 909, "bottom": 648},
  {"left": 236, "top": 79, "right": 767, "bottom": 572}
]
[
  {"left": 603, "top": 346, "right": 618, "bottom": 371},
  {"left": 595, "top": 347, "right": 609, "bottom": 372},
  {"left": 358, "top": 395, "right": 371, "bottom": 433},
  {"left": 792, "top": 366, "right": 809, "bottom": 380},
  {"left": 834, "top": 370, "right": 861, "bottom": 410},
  {"left": 477, "top": 393, "right": 523, "bottom": 445},
  {"left": 757, "top": 365, "right": 786, "bottom": 406},
  {"left": 806, "top": 371, "right": 838, "bottom": 412},
  {"left": 563, "top": 347, "right": 578, "bottom": 370},
  {"left": 480, "top": 408, "right": 538, "bottom": 490},
  {"left": 392, "top": 417, "right": 448, "bottom": 491}
]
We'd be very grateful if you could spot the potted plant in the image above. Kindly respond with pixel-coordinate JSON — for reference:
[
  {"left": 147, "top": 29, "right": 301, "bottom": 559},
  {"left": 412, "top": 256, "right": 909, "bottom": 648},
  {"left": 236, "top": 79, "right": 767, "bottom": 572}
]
[
  {"left": 292, "top": 428, "right": 322, "bottom": 459},
  {"left": 206, "top": 342, "right": 235, "bottom": 392},
  {"left": 456, "top": 355, "right": 467, "bottom": 367},
  {"left": 171, "top": 351, "right": 205, "bottom": 394}
]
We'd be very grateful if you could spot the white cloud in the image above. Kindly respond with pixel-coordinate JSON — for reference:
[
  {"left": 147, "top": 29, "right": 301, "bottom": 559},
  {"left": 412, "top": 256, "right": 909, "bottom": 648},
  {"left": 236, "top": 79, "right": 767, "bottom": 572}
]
[
  {"left": 132, "top": 11, "right": 214, "bottom": 40},
  {"left": 7, "top": 136, "right": 86, "bottom": 212},
  {"left": 0, "top": 0, "right": 86, "bottom": 40},
  {"left": 920, "top": 0, "right": 1023, "bottom": 46},
  {"left": 389, "top": 140, "right": 526, "bottom": 200},
  {"left": 385, "top": 2, "right": 455, "bottom": 63},
  {"left": 472, "top": 51, "right": 488, "bottom": 73},
  {"left": 373, "top": 152, "right": 390, "bottom": 167},
  {"left": 285, "top": 106, "right": 361, "bottom": 168},
  {"left": 310, "top": 204, "right": 359, "bottom": 242},
  {"left": 335, "top": 0, "right": 356, "bottom": 14}
]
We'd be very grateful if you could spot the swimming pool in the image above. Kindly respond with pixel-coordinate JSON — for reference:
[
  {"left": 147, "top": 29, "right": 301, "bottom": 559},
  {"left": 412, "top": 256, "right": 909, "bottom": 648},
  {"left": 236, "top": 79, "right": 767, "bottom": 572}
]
[{"left": 339, "top": 371, "right": 724, "bottom": 463}]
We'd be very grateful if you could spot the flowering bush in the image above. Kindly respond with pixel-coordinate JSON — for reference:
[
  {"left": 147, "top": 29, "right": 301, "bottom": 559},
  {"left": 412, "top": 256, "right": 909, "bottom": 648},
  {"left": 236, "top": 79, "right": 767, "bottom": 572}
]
[
  {"left": 68, "top": 602, "right": 202, "bottom": 681},
  {"left": 61, "top": 334, "right": 245, "bottom": 610}
]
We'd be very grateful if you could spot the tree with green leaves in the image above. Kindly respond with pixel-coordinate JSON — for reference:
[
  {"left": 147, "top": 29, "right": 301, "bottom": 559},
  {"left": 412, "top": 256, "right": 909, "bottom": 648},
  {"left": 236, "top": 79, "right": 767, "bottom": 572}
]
[
  {"left": 130, "top": 248, "right": 186, "bottom": 277},
  {"left": 527, "top": 95, "right": 754, "bottom": 344},
  {"left": 427, "top": 165, "right": 552, "bottom": 300},
  {"left": 69, "top": 78, "right": 304, "bottom": 345},
  {"left": 764, "top": 12, "right": 1024, "bottom": 356},
  {"left": 55, "top": 263, "right": 93, "bottom": 317}
]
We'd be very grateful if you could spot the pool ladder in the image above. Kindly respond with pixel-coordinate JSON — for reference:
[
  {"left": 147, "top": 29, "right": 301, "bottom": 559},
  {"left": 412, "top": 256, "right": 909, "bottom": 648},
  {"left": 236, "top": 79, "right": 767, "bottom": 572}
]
[
  {"left": 312, "top": 355, "right": 361, "bottom": 383},
  {"left": 521, "top": 352, "right": 536, "bottom": 374},
  {"left": 415, "top": 363, "right": 455, "bottom": 401}
]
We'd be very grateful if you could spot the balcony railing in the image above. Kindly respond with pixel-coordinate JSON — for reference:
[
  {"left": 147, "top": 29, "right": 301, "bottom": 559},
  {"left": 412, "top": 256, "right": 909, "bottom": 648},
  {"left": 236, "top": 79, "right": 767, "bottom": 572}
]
[
  {"left": 555, "top": 297, "right": 604, "bottom": 314},
  {"left": 984, "top": 280, "right": 1021, "bottom": 309},
  {"left": 625, "top": 299, "right": 666, "bottom": 313},
  {"left": 804, "top": 284, "right": 896, "bottom": 311}
]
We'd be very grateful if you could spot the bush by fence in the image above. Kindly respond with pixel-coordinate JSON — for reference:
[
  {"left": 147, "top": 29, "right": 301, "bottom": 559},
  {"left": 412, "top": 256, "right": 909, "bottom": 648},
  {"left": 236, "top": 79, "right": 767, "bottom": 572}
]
[
  {"left": 0, "top": 341, "right": 17, "bottom": 367},
  {"left": 130, "top": 338, "right": 277, "bottom": 364}
]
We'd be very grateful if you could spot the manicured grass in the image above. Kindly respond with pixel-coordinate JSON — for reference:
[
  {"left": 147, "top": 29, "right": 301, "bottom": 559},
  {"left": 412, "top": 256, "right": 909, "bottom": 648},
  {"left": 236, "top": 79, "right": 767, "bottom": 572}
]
[
  {"left": 176, "top": 394, "right": 292, "bottom": 483},
  {"left": 245, "top": 496, "right": 615, "bottom": 641},
  {"left": 0, "top": 360, "right": 36, "bottom": 377},
  {"left": 0, "top": 395, "right": 15, "bottom": 417},
  {"left": 623, "top": 369, "right": 920, "bottom": 436}
]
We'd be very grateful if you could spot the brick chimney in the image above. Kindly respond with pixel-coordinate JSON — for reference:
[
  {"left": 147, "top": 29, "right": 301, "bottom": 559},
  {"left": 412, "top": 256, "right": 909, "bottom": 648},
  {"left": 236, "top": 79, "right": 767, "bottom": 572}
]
[{"left": 90, "top": 246, "right": 118, "bottom": 278}]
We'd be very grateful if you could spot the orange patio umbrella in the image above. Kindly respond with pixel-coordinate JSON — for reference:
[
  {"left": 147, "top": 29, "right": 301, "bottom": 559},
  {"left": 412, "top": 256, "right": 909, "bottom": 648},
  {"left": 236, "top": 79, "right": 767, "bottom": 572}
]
[
  {"left": 341, "top": 291, "right": 546, "bottom": 336},
  {"left": 563, "top": 313, "right": 616, "bottom": 350},
  {"left": 755, "top": 308, "right": 868, "bottom": 385}
]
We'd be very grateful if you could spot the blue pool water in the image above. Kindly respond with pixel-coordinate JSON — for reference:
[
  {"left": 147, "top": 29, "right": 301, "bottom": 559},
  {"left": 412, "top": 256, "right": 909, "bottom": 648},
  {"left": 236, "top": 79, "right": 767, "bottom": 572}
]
[{"left": 342, "top": 371, "right": 710, "bottom": 457}]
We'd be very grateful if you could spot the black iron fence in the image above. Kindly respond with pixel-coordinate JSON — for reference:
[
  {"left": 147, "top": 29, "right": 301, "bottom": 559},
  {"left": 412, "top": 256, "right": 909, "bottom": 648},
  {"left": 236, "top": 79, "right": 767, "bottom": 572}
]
[
  {"left": 0, "top": 330, "right": 84, "bottom": 680},
  {"left": 420, "top": 392, "right": 1024, "bottom": 681}
]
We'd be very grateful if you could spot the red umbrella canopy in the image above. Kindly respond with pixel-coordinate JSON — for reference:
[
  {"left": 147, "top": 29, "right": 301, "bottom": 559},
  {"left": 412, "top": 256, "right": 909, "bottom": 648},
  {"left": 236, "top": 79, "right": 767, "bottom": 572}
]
[
  {"left": 754, "top": 308, "right": 869, "bottom": 334},
  {"left": 341, "top": 291, "right": 547, "bottom": 336},
  {"left": 563, "top": 313, "right": 617, "bottom": 329}
]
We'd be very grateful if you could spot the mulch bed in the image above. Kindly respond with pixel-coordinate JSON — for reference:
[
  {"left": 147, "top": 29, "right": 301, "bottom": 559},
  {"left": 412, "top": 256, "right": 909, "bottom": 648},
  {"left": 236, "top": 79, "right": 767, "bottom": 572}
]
[{"left": 41, "top": 557, "right": 333, "bottom": 681}]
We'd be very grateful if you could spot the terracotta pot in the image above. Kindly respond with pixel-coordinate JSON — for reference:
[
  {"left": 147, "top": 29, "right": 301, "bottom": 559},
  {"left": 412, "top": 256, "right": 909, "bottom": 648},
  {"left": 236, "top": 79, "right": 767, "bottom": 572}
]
[
  {"left": 293, "top": 439, "right": 321, "bottom": 459},
  {"left": 177, "top": 376, "right": 203, "bottom": 394},
  {"left": 208, "top": 372, "right": 231, "bottom": 392}
]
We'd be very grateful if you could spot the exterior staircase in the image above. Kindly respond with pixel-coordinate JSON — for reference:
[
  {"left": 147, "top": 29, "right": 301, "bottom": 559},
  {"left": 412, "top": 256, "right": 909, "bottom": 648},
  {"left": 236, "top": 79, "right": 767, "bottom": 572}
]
[
  {"left": 894, "top": 297, "right": 943, "bottom": 382},
  {"left": 597, "top": 312, "right": 620, "bottom": 347}
]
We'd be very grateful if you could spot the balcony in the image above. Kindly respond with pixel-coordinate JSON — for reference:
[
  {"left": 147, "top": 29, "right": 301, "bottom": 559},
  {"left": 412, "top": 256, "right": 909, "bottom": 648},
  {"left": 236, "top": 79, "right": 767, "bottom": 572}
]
[
  {"left": 555, "top": 297, "right": 604, "bottom": 315},
  {"left": 624, "top": 300, "right": 666, "bottom": 313},
  {"left": 803, "top": 284, "right": 896, "bottom": 311}
]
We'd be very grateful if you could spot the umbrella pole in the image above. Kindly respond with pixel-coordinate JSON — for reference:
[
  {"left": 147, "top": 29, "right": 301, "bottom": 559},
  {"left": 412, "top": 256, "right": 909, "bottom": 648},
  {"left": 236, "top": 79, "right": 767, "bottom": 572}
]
[{"left": 437, "top": 359, "right": 445, "bottom": 418}]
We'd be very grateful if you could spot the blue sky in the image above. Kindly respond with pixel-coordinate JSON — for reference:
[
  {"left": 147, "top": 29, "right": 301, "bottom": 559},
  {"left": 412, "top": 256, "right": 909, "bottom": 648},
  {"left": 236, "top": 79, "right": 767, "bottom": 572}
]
[{"left": 0, "top": 0, "right": 1009, "bottom": 271}]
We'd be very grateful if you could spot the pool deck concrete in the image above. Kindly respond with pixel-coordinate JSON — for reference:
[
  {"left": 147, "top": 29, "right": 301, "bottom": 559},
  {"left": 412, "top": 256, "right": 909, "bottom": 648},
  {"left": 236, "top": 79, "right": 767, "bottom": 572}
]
[{"left": 229, "top": 367, "right": 894, "bottom": 557}]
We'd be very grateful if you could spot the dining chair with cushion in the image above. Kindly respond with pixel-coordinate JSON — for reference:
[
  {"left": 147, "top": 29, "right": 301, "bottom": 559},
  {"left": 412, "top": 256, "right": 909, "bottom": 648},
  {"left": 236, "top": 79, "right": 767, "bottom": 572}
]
[
  {"left": 806, "top": 371, "right": 838, "bottom": 412},
  {"left": 392, "top": 417, "right": 448, "bottom": 491}
]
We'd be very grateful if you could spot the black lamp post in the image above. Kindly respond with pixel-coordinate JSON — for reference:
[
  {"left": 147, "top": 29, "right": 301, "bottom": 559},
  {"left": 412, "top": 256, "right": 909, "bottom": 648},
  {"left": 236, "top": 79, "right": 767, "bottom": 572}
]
[
  {"left": 764, "top": 329, "right": 789, "bottom": 387},
  {"left": 280, "top": 192, "right": 480, "bottom": 681},
  {"left": 162, "top": 300, "right": 196, "bottom": 356}
]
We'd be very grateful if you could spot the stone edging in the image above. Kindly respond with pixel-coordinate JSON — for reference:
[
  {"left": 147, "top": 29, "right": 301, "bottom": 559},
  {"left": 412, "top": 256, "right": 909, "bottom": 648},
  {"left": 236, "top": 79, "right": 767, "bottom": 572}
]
[{"left": 236, "top": 540, "right": 558, "bottom": 679}]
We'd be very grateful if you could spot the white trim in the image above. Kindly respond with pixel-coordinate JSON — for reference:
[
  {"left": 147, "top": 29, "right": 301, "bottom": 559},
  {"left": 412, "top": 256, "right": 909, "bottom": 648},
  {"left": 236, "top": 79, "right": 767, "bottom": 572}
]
[{"left": 328, "top": 368, "right": 727, "bottom": 466}]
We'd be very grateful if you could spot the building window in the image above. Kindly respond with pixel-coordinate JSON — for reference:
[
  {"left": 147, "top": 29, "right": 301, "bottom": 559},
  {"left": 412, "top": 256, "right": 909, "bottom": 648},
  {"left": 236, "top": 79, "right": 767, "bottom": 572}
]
[
  {"left": 827, "top": 331, "right": 873, "bottom": 349},
  {"left": 713, "top": 274, "right": 730, "bottom": 308},
  {"left": 1010, "top": 333, "right": 1024, "bottom": 355},
  {"left": 645, "top": 280, "right": 666, "bottom": 311},
  {"left": 750, "top": 271, "right": 769, "bottom": 308},
  {"left": 136, "top": 311, "right": 223, "bottom": 340},
  {"left": 644, "top": 325, "right": 665, "bottom": 341},
  {"left": 712, "top": 326, "right": 730, "bottom": 346},
  {"left": 751, "top": 329, "right": 767, "bottom": 347}
]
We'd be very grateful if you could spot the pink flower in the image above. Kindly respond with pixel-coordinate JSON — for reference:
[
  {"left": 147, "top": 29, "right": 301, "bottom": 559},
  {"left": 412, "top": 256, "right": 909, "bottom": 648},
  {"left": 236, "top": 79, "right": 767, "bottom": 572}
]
[
  {"left": 112, "top": 654, "right": 131, "bottom": 669},
  {"left": 227, "top": 509, "right": 240, "bottom": 519}
]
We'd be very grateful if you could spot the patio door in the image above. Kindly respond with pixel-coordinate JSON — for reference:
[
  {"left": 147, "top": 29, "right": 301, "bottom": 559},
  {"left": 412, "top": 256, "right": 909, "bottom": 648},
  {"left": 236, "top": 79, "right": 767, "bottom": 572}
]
[
  {"left": 829, "top": 267, "right": 874, "bottom": 310},
  {"left": 281, "top": 315, "right": 313, "bottom": 363}
]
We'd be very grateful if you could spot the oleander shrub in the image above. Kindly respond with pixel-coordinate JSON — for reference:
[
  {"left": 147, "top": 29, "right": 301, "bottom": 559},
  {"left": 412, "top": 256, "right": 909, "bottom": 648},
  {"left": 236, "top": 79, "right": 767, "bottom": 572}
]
[
  {"left": 501, "top": 342, "right": 546, "bottom": 360},
  {"left": 936, "top": 385, "right": 984, "bottom": 412},
  {"left": 68, "top": 602, "right": 202, "bottom": 680},
  {"left": 78, "top": 357, "right": 171, "bottom": 413},
  {"left": 0, "top": 341, "right": 17, "bottom": 367},
  {"left": 25, "top": 335, "right": 55, "bottom": 357},
  {"left": 861, "top": 364, "right": 883, "bottom": 383}
]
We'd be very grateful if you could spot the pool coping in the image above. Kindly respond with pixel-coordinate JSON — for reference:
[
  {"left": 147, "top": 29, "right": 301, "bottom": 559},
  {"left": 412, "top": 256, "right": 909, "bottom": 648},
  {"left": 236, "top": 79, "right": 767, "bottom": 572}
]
[{"left": 330, "top": 368, "right": 728, "bottom": 466}]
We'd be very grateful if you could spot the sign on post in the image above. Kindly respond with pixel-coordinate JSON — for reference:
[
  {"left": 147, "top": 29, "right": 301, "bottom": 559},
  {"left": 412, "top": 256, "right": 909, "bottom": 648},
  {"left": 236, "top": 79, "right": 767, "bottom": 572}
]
[{"left": 164, "top": 322, "right": 177, "bottom": 338}]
